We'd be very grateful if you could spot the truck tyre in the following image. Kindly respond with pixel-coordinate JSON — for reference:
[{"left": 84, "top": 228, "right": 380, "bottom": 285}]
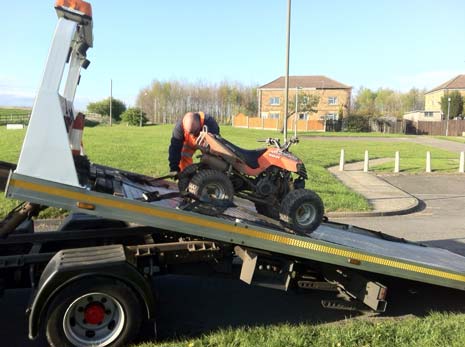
[
  {"left": 45, "top": 277, "right": 143, "bottom": 347},
  {"left": 279, "top": 189, "right": 324, "bottom": 235},
  {"left": 188, "top": 169, "right": 234, "bottom": 215}
]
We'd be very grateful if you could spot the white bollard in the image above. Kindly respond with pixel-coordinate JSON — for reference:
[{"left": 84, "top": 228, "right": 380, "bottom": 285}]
[
  {"left": 339, "top": 149, "right": 345, "bottom": 171},
  {"left": 426, "top": 151, "right": 431, "bottom": 173},
  {"left": 394, "top": 151, "right": 400, "bottom": 173},
  {"left": 363, "top": 150, "right": 369, "bottom": 172},
  {"left": 460, "top": 151, "right": 465, "bottom": 173}
]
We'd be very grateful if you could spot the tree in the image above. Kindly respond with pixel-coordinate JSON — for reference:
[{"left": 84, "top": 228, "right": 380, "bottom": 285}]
[
  {"left": 288, "top": 93, "right": 319, "bottom": 116},
  {"left": 135, "top": 79, "right": 258, "bottom": 125},
  {"left": 353, "top": 87, "right": 377, "bottom": 116},
  {"left": 121, "top": 107, "right": 148, "bottom": 126},
  {"left": 440, "top": 91, "right": 464, "bottom": 119},
  {"left": 87, "top": 97, "right": 127, "bottom": 121}
]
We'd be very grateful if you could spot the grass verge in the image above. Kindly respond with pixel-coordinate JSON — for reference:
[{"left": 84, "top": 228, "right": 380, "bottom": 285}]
[{"left": 133, "top": 312, "right": 465, "bottom": 347}]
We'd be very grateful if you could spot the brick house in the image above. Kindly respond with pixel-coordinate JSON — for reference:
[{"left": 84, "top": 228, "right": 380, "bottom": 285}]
[
  {"left": 424, "top": 74, "right": 465, "bottom": 114},
  {"left": 257, "top": 76, "right": 352, "bottom": 122},
  {"left": 404, "top": 75, "right": 465, "bottom": 122}
]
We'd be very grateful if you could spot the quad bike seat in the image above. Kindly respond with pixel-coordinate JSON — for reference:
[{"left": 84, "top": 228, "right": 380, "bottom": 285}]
[{"left": 214, "top": 135, "right": 267, "bottom": 169}]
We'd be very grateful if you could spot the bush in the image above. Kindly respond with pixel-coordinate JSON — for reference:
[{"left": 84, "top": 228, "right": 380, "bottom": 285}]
[
  {"left": 121, "top": 107, "right": 148, "bottom": 126},
  {"left": 87, "top": 98, "right": 127, "bottom": 122},
  {"left": 343, "top": 115, "right": 370, "bottom": 132}
]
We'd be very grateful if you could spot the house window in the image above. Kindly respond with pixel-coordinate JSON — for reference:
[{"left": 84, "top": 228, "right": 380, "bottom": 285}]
[
  {"left": 269, "top": 97, "right": 280, "bottom": 105},
  {"left": 325, "top": 113, "right": 337, "bottom": 120},
  {"left": 328, "top": 96, "right": 338, "bottom": 105},
  {"left": 260, "top": 112, "right": 268, "bottom": 119},
  {"left": 269, "top": 112, "right": 280, "bottom": 119},
  {"left": 298, "top": 113, "right": 307, "bottom": 120},
  {"left": 424, "top": 112, "right": 433, "bottom": 117}
]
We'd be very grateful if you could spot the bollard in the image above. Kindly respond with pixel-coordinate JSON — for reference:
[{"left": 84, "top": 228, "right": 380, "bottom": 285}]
[
  {"left": 460, "top": 152, "right": 465, "bottom": 173},
  {"left": 394, "top": 151, "right": 400, "bottom": 173},
  {"left": 363, "top": 150, "right": 369, "bottom": 172},
  {"left": 339, "top": 149, "right": 345, "bottom": 171},
  {"left": 426, "top": 151, "right": 431, "bottom": 173}
]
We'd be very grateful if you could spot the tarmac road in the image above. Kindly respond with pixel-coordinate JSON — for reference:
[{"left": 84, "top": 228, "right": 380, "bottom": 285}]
[
  {"left": 333, "top": 174, "right": 465, "bottom": 255},
  {"left": 2, "top": 174, "right": 465, "bottom": 346}
]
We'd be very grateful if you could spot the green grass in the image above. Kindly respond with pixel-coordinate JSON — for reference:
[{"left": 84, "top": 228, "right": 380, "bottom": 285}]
[
  {"left": 0, "top": 107, "right": 31, "bottom": 116},
  {"left": 298, "top": 131, "right": 408, "bottom": 137},
  {"left": 133, "top": 312, "right": 465, "bottom": 347},
  {"left": 435, "top": 136, "right": 465, "bottom": 144},
  {"left": 0, "top": 125, "right": 458, "bottom": 218}
]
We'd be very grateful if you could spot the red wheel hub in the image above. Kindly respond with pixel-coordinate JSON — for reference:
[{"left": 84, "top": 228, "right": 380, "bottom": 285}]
[{"left": 84, "top": 303, "right": 105, "bottom": 325}]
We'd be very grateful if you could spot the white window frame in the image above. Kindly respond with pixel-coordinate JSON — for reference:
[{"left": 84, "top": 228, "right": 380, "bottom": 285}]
[
  {"left": 328, "top": 96, "right": 338, "bottom": 105},
  {"left": 325, "top": 113, "right": 337, "bottom": 121},
  {"left": 269, "top": 97, "right": 280, "bottom": 105},
  {"left": 269, "top": 112, "right": 280, "bottom": 119}
]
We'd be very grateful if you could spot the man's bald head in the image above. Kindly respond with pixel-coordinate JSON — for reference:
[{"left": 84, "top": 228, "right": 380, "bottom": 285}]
[{"left": 182, "top": 112, "right": 201, "bottom": 136}]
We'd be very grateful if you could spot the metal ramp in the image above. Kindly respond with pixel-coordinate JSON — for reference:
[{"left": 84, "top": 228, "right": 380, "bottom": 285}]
[{"left": 6, "top": 168, "right": 465, "bottom": 292}]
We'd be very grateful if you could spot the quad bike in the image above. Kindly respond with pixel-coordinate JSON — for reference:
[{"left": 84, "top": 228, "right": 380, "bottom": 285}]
[{"left": 178, "top": 128, "right": 324, "bottom": 234}]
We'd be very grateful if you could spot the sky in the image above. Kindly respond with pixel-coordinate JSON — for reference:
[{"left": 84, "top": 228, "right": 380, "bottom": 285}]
[{"left": 1, "top": 0, "right": 465, "bottom": 110}]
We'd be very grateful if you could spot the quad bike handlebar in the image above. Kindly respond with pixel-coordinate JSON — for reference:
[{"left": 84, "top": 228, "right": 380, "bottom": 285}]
[{"left": 257, "top": 137, "right": 299, "bottom": 151}]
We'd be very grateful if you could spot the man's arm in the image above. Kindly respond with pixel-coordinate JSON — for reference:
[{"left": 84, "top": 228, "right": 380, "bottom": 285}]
[{"left": 168, "top": 121, "right": 184, "bottom": 172}]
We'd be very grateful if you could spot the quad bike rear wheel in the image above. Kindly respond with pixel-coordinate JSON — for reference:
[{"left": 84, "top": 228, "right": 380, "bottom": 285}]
[
  {"left": 279, "top": 189, "right": 324, "bottom": 235},
  {"left": 187, "top": 169, "right": 234, "bottom": 215}
]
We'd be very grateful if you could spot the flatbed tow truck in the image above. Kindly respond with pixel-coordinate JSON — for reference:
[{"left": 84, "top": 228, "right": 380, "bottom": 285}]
[{"left": 2, "top": 1, "right": 465, "bottom": 346}]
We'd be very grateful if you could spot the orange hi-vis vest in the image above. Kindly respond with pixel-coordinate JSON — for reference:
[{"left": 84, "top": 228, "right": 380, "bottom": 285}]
[{"left": 179, "top": 112, "right": 205, "bottom": 171}]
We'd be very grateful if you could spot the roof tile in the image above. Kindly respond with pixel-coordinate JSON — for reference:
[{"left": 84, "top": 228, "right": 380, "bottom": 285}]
[{"left": 259, "top": 75, "right": 351, "bottom": 89}]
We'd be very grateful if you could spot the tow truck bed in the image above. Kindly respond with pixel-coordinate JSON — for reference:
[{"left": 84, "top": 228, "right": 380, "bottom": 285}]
[{"left": 6, "top": 167, "right": 465, "bottom": 292}]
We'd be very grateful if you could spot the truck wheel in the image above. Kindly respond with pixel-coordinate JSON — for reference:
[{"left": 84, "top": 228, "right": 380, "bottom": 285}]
[
  {"left": 279, "top": 189, "right": 324, "bottom": 235},
  {"left": 188, "top": 169, "right": 234, "bottom": 215},
  {"left": 45, "top": 277, "right": 143, "bottom": 347}
]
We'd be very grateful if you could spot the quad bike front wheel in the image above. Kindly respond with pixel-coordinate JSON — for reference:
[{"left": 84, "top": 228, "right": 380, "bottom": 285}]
[
  {"left": 187, "top": 169, "right": 234, "bottom": 215},
  {"left": 279, "top": 189, "right": 324, "bottom": 235},
  {"left": 178, "top": 163, "right": 202, "bottom": 192}
]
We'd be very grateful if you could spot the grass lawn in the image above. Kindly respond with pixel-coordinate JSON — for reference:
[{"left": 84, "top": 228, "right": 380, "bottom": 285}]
[
  {"left": 0, "top": 125, "right": 459, "bottom": 217},
  {"left": 132, "top": 312, "right": 465, "bottom": 347},
  {"left": 436, "top": 136, "right": 465, "bottom": 144},
  {"left": 0, "top": 107, "right": 31, "bottom": 116},
  {"left": 298, "top": 131, "right": 408, "bottom": 137}
]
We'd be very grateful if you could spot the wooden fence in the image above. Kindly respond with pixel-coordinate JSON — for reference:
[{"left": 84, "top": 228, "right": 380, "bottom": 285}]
[
  {"left": 232, "top": 113, "right": 325, "bottom": 132},
  {"left": 407, "top": 120, "right": 465, "bottom": 136},
  {"left": 0, "top": 113, "right": 30, "bottom": 125}
]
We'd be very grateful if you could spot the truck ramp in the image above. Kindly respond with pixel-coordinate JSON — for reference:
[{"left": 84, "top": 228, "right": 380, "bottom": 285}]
[{"left": 6, "top": 168, "right": 465, "bottom": 292}]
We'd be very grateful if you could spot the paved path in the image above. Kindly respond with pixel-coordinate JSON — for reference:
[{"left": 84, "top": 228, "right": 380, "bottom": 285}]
[
  {"left": 327, "top": 158, "right": 419, "bottom": 217},
  {"left": 334, "top": 174, "right": 465, "bottom": 255}
]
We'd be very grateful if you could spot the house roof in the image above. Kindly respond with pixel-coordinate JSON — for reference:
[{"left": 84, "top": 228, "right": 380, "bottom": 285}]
[
  {"left": 259, "top": 75, "right": 351, "bottom": 89},
  {"left": 427, "top": 75, "right": 465, "bottom": 94}
]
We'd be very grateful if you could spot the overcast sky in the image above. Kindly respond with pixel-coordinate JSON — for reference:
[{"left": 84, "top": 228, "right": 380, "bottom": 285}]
[{"left": 1, "top": 0, "right": 464, "bottom": 109}]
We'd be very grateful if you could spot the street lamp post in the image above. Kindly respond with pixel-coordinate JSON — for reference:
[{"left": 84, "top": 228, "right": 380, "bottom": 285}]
[
  {"left": 283, "top": 0, "right": 291, "bottom": 143},
  {"left": 446, "top": 97, "right": 451, "bottom": 136},
  {"left": 294, "top": 86, "right": 301, "bottom": 137}
]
